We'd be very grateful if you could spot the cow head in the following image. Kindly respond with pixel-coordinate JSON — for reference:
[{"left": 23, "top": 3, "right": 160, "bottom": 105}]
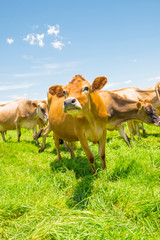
[
  {"left": 137, "top": 100, "right": 160, "bottom": 126},
  {"left": 32, "top": 100, "right": 49, "bottom": 122},
  {"left": 49, "top": 75, "right": 108, "bottom": 118}
]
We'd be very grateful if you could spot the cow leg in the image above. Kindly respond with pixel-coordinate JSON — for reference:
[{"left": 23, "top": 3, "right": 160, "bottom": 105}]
[
  {"left": 78, "top": 134, "right": 96, "bottom": 174},
  {"left": 54, "top": 134, "right": 62, "bottom": 161},
  {"left": 98, "top": 129, "right": 107, "bottom": 170},
  {"left": 134, "top": 121, "right": 141, "bottom": 139},
  {"left": 63, "top": 141, "right": 75, "bottom": 158},
  {"left": 141, "top": 122, "right": 146, "bottom": 133},
  {"left": 33, "top": 125, "right": 39, "bottom": 145},
  {"left": 63, "top": 141, "right": 70, "bottom": 151},
  {"left": 16, "top": 125, "right": 21, "bottom": 142},
  {"left": 68, "top": 142, "right": 75, "bottom": 158},
  {"left": 39, "top": 124, "right": 51, "bottom": 152},
  {"left": 1, "top": 132, "right": 6, "bottom": 142},
  {"left": 127, "top": 121, "right": 135, "bottom": 140},
  {"left": 118, "top": 125, "right": 132, "bottom": 147},
  {"left": 141, "top": 122, "right": 146, "bottom": 134}
]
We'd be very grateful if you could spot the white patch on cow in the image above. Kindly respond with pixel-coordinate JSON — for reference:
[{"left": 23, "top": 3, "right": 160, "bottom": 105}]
[{"left": 20, "top": 120, "right": 36, "bottom": 130}]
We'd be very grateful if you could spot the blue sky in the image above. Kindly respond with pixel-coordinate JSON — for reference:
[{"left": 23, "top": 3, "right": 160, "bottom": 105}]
[{"left": 0, "top": 0, "right": 160, "bottom": 101}]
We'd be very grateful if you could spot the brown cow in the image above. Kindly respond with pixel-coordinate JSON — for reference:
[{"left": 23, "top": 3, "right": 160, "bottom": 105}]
[
  {"left": 112, "top": 83, "right": 160, "bottom": 139},
  {"left": 0, "top": 98, "right": 48, "bottom": 144},
  {"left": 40, "top": 75, "right": 108, "bottom": 174},
  {"left": 98, "top": 90, "right": 160, "bottom": 146}
]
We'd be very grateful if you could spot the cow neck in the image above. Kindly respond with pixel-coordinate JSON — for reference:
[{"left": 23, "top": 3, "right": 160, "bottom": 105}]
[
  {"left": 135, "top": 89, "right": 159, "bottom": 106},
  {"left": 26, "top": 107, "right": 38, "bottom": 120},
  {"left": 107, "top": 92, "right": 140, "bottom": 121},
  {"left": 148, "top": 94, "right": 159, "bottom": 107},
  {"left": 83, "top": 92, "right": 108, "bottom": 138}
]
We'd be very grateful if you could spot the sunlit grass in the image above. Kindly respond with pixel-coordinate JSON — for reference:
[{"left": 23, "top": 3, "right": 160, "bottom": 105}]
[{"left": 0, "top": 124, "right": 160, "bottom": 239}]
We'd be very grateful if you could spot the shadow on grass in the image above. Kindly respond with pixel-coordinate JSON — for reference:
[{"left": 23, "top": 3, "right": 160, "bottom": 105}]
[
  {"left": 1, "top": 205, "right": 30, "bottom": 220},
  {"left": 50, "top": 145, "right": 100, "bottom": 210},
  {"left": 141, "top": 132, "right": 160, "bottom": 138}
]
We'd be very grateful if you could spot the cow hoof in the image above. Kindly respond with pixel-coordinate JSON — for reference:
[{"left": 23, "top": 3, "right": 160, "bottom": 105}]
[{"left": 39, "top": 147, "right": 45, "bottom": 152}]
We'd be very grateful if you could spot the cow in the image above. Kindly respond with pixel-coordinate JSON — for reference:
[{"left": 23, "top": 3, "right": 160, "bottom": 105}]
[
  {"left": 98, "top": 90, "right": 160, "bottom": 146},
  {"left": 112, "top": 82, "right": 160, "bottom": 139},
  {"left": 40, "top": 75, "right": 108, "bottom": 174},
  {"left": 0, "top": 98, "right": 48, "bottom": 144}
]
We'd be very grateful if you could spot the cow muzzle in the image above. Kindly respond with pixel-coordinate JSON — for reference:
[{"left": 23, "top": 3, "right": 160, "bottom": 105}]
[
  {"left": 63, "top": 97, "right": 82, "bottom": 114},
  {"left": 152, "top": 115, "right": 160, "bottom": 126},
  {"left": 44, "top": 113, "right": 49, "bottom": 122}
]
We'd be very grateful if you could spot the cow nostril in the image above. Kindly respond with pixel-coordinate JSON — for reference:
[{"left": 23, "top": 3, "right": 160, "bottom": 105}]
[{"left": 71, "top": 98, "right": 76, "bottom": 104}]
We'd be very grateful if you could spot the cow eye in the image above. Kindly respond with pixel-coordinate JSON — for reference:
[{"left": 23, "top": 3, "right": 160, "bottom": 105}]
[
  {"left": 63, "top": 90, "right": 67, "bottom": 96},
  {"left": 82, "top": 86, "right": 89, "bottom": 92},
  {"left": 41, "top": 108, "right": 45, "bottom": 114},
  {"left": 145, "top": 106, "right": 152, "bottom": 114}
]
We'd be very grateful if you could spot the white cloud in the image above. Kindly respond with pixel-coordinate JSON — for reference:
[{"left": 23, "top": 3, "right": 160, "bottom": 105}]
[
  {"left": 12, "top": 72, "right": 51, "bottom": 78},
  {"left": 32, "top": 25, "right": 39, "bottom": 30},
  {"left": 0, "top": 83, "right": 35, "bottom": 91},
  {"left": 148, "top": 76, "right": 160, "bottom": 81},
  {"left": 23, "top": 55, "right": 33, "bottom": 60},
  {"left": 51, "top": 40, "right": 64, "bottom": 50},
  {"left": 9, "top": 93, "right": 29, "bottom": 100},
  {"left": 6, "top": 38, "right": 14, "bottom": 44},
  {"left": 47, "top": 24, "right": 60, "bottom": 36},
  {"left": 44, "top": 63, "right": 60, "bottom": 69},
  {"left": 68, "top": 41, "right": 71, "bottom": 44},
  {"left": 37, "top": 34, "right": 44, "bottom": 47},
  {"left": 23, "top": 34, "right": 36, "bottom": 45},
  {"left": 125, "top": 80, "right": 132, "bottom": 84},
  {"left": 102, "top": 82, "right": 120, "bottom": 90},
  {"left": 23, "top": 33, "right": 44, "bottom": 47},
  {"left": 133, "top": 59, "right": 137, "bottom": 62}
]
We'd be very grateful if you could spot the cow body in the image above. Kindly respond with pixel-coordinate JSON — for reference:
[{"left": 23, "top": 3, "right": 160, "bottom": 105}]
[
  {"left": 40, "top": 75, "right": 108, "bottom": 174},
  {"left": 0, "top": 98, "right": 48, "bottom": 144},
  {"left": 113, "top": 86, "right": 160, "bottom": 107}
]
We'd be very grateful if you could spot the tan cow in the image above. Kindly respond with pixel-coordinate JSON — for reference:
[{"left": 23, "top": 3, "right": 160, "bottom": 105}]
[
  {"left": 0, "top": 98, "right": 48, "bottom": 144},
  {"left": 112, "top": 83, "right": 160, "bottom": 139},
  {"left": 40, "top": 75, "right": 108, "bottom": 174},
  {"left": 98, "top": 90, "right": 160, "bottom": 146}
]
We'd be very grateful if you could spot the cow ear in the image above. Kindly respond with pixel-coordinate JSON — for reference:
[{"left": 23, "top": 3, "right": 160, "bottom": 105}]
[
  {"left": 32, "top": 100, "right": 38, "bottom": 108},
  {"left": 41, "top": 100, "right": 47, "bottom": 104},
  {"left": 137, "top": 101, "right": 142, "bottom": 110},
  {"left": 91, "top": 76, "right": 108, "bottom": 91},
  {"left": 144, "top": 99, "right": 150, "bottom": 104},
  {"left": 49, "top": 85, "right": 64, "bottom": 97}
]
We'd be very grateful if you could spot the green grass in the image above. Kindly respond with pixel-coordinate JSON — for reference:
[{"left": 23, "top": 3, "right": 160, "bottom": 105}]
[{"left": 0, "top": 124, "right": 160, "bottom": 239}]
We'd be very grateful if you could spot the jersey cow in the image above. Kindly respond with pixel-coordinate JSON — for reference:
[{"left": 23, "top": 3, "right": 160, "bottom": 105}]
[
  {"left": 112, "top": 82, "right": 160, "bottom": 139},
  {"left": 98, "top": 90, "right": 160, "bottom": 146},
  {"left": 0, "top": 98, "right": 48, "bottom": 144},
  {"left": 40, "top": 75, "right": 108, "bottom": 174}
]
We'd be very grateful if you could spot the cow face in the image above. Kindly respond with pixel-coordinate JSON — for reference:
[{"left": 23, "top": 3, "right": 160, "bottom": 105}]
[
  {"left": 33, "top": 100, "right": 49, "bottom": 122},
  {"left": 48, "top": 75, "right": 108, "bottom": 118},
  {"left": 62, "top": 75, "right": 107, "bottom": 117},
  {"left": 137, "top": 101, "right": 160, "bottom": 126}
]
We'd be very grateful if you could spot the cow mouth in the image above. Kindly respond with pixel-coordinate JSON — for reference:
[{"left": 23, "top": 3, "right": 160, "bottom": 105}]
[
  {"left": 153, "top": 120, "right": 160, "bottom": 126},
  {"left": 64, "top": 106, "right": 82, "bottom": 115},
  {"left": 152, "top": 116, "right": 160, "bottom": 126}
]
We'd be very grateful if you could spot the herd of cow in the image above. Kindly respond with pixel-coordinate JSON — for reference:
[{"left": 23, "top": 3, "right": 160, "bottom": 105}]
[{"left": 1, "top": 75, "right": 160, "bottom": 174}]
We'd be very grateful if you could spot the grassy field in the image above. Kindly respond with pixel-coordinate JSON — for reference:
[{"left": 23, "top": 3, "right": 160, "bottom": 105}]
[{"left": 0, "top": 124, "right": 160, "bottom": 239}]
